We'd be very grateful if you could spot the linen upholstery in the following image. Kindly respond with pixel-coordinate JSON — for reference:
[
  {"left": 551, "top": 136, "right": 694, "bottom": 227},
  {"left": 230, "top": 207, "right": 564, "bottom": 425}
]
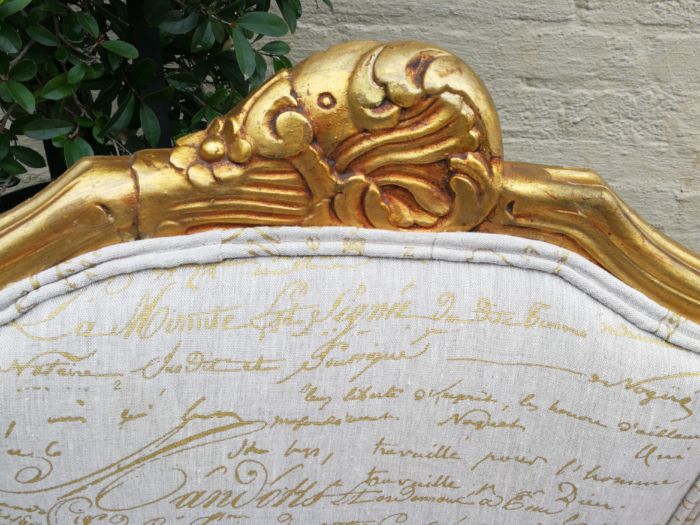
[{"left": 0, "top": 226, "right": 698, "bottom": 525}]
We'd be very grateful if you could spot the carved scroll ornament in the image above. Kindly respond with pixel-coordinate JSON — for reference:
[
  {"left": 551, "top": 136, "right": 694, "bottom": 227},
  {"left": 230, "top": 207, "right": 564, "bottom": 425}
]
[{"left": 0, "top": 40, "right": 698, "bottom": 322}]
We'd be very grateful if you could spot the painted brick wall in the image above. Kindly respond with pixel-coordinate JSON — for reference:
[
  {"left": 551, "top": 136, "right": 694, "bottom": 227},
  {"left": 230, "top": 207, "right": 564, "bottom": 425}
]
[{"left": 287, "top": 0, "right": 700, "bottom": 250}]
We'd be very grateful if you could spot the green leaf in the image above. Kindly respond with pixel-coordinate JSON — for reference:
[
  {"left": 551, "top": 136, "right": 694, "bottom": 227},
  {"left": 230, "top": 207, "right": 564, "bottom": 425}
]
[
  {"left": 9, "top": 113, "right": 34, "bottom": 133},
  {"left": 231, "top": 27, "right": 255, "bottom": 78},
  {"left": 84, "top": 63, "right": 105, "bottom": 80},
  {"left": 75, "top": 116, "right": 93, "bottom": 127},
  {"left": 54, "top": 46, "right": 69, "bottom": 61},
  {"left": 101, "top": 93, "right": 135, "bottom": 137},
  {"left": 106, "top": 48, "right": 122, "bottom": 69},
  {"left": 211, "top": 19, "right": 226, "bottom": 43},
  {"left": 191, "top": 18, "right": 215, "bottom": 52},
  {"left": 24, "top": 5, "right": 44, "bottom": 24},
  {"left": 0, "top": 23, "right": 22, "bottom": 53},
  {"left": 93, "top": 81, "right": 121, "bottom": 108},
  {"left": 261, "top": 40, "right": 290, "bottom": 56},
  {"left": 190, "top": 106, "right": 206, "bottom": 126},
  {"left": 0, "top": 0, "right": 31, "bottom": 19},
  {"left": 41, "top": 73, "right": 75, "bottom": 100},
  {"left": 272, "top": 55, "right": 292, "bottom": 72},
  {"left": 44, "top": 60, "right": 60, "bottom": 76},
  {"left": 276, "top": 0, "right": 300, "bottom": 33},
  {"left": 75, "top": 12, "right": 99, "bottom": 38},
  {"left": 6, "top": 80, "right": 35, "bottom": 113},
  {"left": 40, "top": 0, "right": 69, "bottom": 15},
  {"left": 61, "top": 14, "right": 84, "bottom": 42},
  {"left": 92, "top": 119, "right": 106, "bottom": 144},
  {"left": 144, "top": 0, "right": 170, "bottom": 27},
  {"left": 67, "top": 63, "right": 86, "bottom": 84},
  {"left": 237, "top": 12, "right": 288, "bottom": 37},
  {"left": 206, "top": 88, "right": 229, "bottom": 109},
  {"left": 0, "top": 134, "right": 9, "bottom": 161},
  {"left": 215, "top": 49, "right": 245, "bottom": 84},
  {"left": 139, "top": 102, "right": 160, "bottom": 147},
  {"left": 11, "top": 145, "right": 45, "bottom": 168},
  {"left": 322, "top": 0, "right": 334, "bottom": 11},
  {"left": 0, "top": 157, "right": 26, "bottom": 176},
  {"left": 0, "top": 81, "right": 11, "bottom": 103},
  {"left": 144, "top": 85, "right": 174, "bottom": 103},
  {"left": 249, "top": 51, "right": 267, "bottom": 89},
  {"left": 102, "top": 40, "right": 139, "bottom": 59},
  {"left": 128, "top": 58, "right": 156, "bottom": 89},
  {"left": 63, "top": 137, "right": 93, "bottom": 167},
  {"left": 159, "top": 10, "right": 199, "bottom": 35},
  {"left": 26, "top": 24, "right": 60, "bottom": 46},
  {"left": 24, "top": 118, "right": 73, "bottom": 140},
  {"left": 203, "top": 106, "right": 219, "bottom": 121},
  {"left": 9, "top": 60, "right": 37, "bottom": 81},
  {"left": 0, "top": 53, "right": 8, "bottom": 75},
  {"left": 166, "top": 72, "right": 199, "bottom": 92}
]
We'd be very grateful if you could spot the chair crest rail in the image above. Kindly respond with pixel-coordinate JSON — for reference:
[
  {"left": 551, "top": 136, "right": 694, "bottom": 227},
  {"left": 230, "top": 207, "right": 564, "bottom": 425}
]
[{"left": 0, "top": 40, "right": 698, "bottom": 322}]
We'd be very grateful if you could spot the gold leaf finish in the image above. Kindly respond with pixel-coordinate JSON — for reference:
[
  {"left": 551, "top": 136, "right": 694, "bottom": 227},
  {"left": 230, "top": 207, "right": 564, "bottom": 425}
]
[{"left": 0, "top": 40, "right": 698, "bottom": 322}]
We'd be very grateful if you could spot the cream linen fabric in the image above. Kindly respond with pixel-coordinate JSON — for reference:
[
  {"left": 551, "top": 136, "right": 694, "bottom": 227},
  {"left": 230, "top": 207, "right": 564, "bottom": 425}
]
[{"left": 0, "top": 227, "right": 699, "bottom": 525}]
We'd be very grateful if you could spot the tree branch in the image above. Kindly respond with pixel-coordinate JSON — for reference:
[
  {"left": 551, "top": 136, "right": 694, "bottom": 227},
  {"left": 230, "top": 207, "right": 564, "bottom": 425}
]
[{"left": 9, "top": 41, "right": 34, "bottom": 68}]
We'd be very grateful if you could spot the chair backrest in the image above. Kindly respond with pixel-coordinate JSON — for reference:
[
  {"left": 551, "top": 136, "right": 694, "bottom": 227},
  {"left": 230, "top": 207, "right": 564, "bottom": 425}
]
[{"left": 0, "top": 40, "right": 698, "bottom": 525}]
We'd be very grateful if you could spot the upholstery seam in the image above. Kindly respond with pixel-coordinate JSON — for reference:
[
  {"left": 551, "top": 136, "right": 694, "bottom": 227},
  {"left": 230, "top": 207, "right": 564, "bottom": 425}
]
[{"left": 0, "top": 227, "right": 698, "bottom": 353}]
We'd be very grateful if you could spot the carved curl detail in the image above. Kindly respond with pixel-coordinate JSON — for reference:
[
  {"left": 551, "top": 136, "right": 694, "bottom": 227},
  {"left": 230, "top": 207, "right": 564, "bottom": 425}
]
[
  {"left": 168, "top": 71, "right": 315, "bottom": 193},
  {"left": 163, "top": 41, "right": 503, "bottom": 231},
  {"left": 336, "top": 42, "right": 501, "bottom": 230}
]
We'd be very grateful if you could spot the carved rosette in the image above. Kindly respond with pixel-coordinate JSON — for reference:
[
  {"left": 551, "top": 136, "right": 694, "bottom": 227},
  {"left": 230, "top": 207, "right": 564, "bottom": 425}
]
[{"left": 166, "top": 41, "right": 503, "bottom": 231}]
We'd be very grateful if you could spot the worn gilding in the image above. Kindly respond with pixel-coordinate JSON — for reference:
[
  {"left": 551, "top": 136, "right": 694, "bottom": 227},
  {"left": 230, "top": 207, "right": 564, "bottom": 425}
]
[{"left": 0, "top": 40, "right": 698, "bottom": 322}]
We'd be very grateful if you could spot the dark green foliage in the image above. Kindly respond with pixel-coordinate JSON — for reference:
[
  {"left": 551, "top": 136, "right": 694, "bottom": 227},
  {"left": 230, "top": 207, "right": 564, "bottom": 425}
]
[{"left": 0, "top": 0, "right": 332, "bottom": 191}]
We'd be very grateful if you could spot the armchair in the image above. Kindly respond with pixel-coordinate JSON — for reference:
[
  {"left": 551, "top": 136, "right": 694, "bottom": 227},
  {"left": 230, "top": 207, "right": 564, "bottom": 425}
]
[{"left": 0, "top": 40, "right": 698, "bottom": 524}]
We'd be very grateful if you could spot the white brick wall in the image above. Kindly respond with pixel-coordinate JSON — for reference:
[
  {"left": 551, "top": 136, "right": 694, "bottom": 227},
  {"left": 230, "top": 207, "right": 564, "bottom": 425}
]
[{"left": 288, "top": 0, "right": 700, "bottom": 250}]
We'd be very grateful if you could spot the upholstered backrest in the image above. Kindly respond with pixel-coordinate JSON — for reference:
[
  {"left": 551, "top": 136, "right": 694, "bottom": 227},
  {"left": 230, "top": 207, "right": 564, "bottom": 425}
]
[{"left": 1, "top": 227, "right": 698, "bottom": 525}]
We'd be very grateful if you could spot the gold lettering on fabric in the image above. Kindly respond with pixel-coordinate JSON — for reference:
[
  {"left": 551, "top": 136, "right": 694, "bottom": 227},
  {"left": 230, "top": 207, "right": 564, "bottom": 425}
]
[{"left": 1, "top": 265, "right": 697, "bottom": 523}]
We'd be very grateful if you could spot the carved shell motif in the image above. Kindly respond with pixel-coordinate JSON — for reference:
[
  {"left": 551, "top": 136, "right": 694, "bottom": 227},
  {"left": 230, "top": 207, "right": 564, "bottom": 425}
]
[{"left": 168, "top": 40, "right": 503, "bottom": 231}]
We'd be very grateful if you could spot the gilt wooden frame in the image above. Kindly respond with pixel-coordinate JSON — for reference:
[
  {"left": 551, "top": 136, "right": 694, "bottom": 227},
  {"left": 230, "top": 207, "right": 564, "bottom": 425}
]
[{"left": 0, "top": 40, "right": 698, "bottom": 322}]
